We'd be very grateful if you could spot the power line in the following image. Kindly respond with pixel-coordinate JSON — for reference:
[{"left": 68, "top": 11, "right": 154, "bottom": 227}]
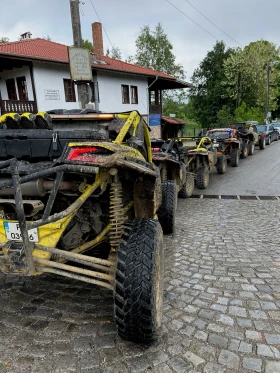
[
  {"left": 165, "top": 0, "right": 220, "bottom": 41},
  {"left": 183, "top": 0, "right": 242, "bottom": 47},
  {"left": 88, "top": 0, "right": 113, "bottom": 48}
]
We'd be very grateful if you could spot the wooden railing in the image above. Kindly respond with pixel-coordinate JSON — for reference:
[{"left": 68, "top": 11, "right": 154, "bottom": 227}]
[{"left": 0, "top": 100, "right": 38, "bottom": 115}]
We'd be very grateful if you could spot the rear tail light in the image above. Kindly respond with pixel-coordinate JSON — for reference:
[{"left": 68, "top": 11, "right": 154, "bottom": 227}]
[
  {"left": 67, "top": 146, "right": 113, "bottom": 162},
  {"left": 152, "top": 147, "right": 161, "bottom": 152}
]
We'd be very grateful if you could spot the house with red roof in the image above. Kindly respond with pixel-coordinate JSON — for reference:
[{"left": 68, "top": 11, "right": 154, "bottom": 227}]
[{"left": 0, "top": 23, "right": 190, "bottom": 128}]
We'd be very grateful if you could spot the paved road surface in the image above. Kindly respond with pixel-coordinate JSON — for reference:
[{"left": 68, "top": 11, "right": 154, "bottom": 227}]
[
  {"left": 194, "top": 140, "right": 280, "bottom": 196},
  {"left": 0, "top": 140, "right": 280, "bottom": 372}
]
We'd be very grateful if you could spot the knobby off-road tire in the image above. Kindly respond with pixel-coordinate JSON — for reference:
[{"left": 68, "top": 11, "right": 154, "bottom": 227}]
[
  {"left": 231, "top": 150, "right": 240, "bottom": 167},
  {"left": 178, "top": 173, "right": 194, "bottom": 198},
  {"left": 114, "top": 219, "right": 164, "bottom": 345},
  {"left": 259, "top": 137, "right": 266, "bottom": 150},
  {"left": 248, "top": 141, "right": 255, "bottom": 155},
  {"left": 196, "top": 166, "right": 210, "bottom": 189},
  {"left": 216, "top": 154, "right": 227, "bottom": 174},
  {"left": 157, "top": 180, "right": 177, "bottom": 234},
  {"left": 240, "top": 143, "right": 249, "bottom": 159}
]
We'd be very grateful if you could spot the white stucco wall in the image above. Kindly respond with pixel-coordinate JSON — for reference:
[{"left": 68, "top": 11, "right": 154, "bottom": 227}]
[
  {"left": 32, "top": 62, "right": 80, "bottom": 111},
  {"left": 97, "top": 71, "right": 148, "bottom": 114},
  {"left": 0, "top": 66, "right": 34, "bottom": 100}
]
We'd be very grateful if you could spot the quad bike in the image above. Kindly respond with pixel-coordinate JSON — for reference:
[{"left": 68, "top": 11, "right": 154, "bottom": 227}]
[
  {"left": 229, "top": 123, "right": 259, "bottom": 154},
  {"left": 172, "top": 136, "right": 226, "bottom": 190},
  {"left": 151, "top": 139, "right": 194, "bottom": 234},
  {"left": 0, "top": 110, "right": 164, "bottom": 345},
  {"left": 206, "top": 129, "right": 243, "bottom": 167}
]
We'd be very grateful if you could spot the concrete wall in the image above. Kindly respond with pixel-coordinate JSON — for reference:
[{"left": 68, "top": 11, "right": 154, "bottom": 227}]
[
  {"left": 0, "top": 66, "right": 34, "bottom": 100},
  {"left": 33, "top": 62, "right": 80, "bottom": 111}
]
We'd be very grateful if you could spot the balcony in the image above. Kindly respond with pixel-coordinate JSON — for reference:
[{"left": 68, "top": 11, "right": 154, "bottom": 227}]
[{"left": 0, "top": 100, "right": 37, "bottom": 115}]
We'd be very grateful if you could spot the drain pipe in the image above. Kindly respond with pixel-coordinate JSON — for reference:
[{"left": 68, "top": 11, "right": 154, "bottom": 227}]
[
  {"left": 93, "top": 70, "right": 99, "bottom": 111},
  {"left": 146, "top": 75, "right": 158, "bottom": 126}
]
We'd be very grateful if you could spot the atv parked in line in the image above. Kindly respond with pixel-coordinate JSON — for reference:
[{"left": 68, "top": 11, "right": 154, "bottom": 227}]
[
  {"left": 0, "top": 110, "right": 164, "bottom": 345},
  {"left": 229, "top": 123, "right": 260, "bottom": 153},
  {"left": 171, "top": 136, "right": 227, "bottom": 190},
  {"left": 151, "top": 139, "right": 194, "bottom": 234},
  {"left": 206, "top": 129, "right": 243, "bottom": 167}
]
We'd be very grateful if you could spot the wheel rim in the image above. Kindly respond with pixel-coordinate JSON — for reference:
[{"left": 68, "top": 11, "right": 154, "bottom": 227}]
[
  {"left": 244, "top": 147, "right": 248, "bottom": 156},
  {"left": 204, "top": 169, "right": 210, "bottom": 186},
  {"left": 251, "top": 143, "right": 255, "bottom": 153}
]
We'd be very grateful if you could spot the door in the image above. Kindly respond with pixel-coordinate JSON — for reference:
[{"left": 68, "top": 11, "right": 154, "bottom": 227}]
[
  {"left": 6, "top": 78, "right": 17, "bottom": 100},
  {"left": 16, "top": 76, "right": 29, "bottom": 101}
]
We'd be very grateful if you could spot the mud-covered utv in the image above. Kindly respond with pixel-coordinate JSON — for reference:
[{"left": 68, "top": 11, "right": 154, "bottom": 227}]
[
  {"left": 229, "top": 122, "right": 265, "bottom": 151},
  {"left": 151, "top": 139, "right": 194, "bottom": 234},
  {"left": 173, "top": 137, "right": 226, "bottom": 190},
  {"left": 206, "top": 129, "right": 244, "bottom": 166},
  {"left": 0, "top": 110, "right": 164, "bottom": 345}
]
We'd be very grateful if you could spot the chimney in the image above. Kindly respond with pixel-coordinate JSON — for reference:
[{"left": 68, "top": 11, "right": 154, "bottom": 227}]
[
  {"left": 20, "top": 32, "right": 32, "bottom": 40},
  {"left": 92, "top": 22, "right": 104, "bottom": 60}
]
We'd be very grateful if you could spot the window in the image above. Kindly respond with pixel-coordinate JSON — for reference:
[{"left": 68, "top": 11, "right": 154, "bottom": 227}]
[
  {"left": 63, "top": 79, "right": 76, "bottom": 102},
  {"left": 121, "top": 85, "right": 130, "bottom": 104},
  {"left": 6, "top": 78, "right": 17, "bottom": 100},
  {"left": 131, "top": 86, "right": 138, "bottom": 104},
  {"left": 16, "top": 76, "right": 29, "bottom": 101}
]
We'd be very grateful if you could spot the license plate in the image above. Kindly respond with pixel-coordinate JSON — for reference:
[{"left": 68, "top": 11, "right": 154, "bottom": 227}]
[{"left": 4, "top": 222, "right": 39, "bottom": 242}]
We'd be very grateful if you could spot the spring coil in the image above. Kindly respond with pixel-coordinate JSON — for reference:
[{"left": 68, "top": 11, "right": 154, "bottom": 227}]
[
  {"left": 162, "top": 165, "right": 168, "bottom": 182},
  {"left": 109, "top": 180, "right": 124, "bottom": 249}
]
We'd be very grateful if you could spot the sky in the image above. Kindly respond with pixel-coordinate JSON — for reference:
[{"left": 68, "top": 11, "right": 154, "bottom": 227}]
[{"left": 0, "top": 0, "right": 280, "bottom": 81}]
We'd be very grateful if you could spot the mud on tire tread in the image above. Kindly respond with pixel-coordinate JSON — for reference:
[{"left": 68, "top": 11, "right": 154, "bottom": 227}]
[
  {"left": 216, "top": 154, "right": 227, "bottom": 174},
  {"left": 231, "top": 149, "right": 239, "bottom": 167},
  {"left": 196, "top": 166, "right": 210, "bottom": 189},
  {"left": 114, "top": 218, "right": 164, "bottom": 345},
  {"left": 157, "top": 181, "right": 177, "bottom": 234},
  {"left": 178, "top": 173, "right": 194, "bottom": 198}
]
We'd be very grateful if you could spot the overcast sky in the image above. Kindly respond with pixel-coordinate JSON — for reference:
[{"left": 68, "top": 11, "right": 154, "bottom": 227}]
[{"left": 1, "top": 0, "right": 280, "bottom": 80}]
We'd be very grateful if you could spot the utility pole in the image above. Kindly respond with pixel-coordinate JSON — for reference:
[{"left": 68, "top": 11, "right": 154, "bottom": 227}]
[
  {"left": 69, "top": 0, "right": 88, "bottom": 109},
  {"left": 265, "top": 62, "right": 270, "bottom": 124}
]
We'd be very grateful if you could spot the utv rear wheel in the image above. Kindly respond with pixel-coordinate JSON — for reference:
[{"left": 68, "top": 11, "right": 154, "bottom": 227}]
[
  {"left": 114, "top": 219, "right": 164, "bottom": 345},
  {"left": 240, "top": 143, "right": 249, "bottom": 159},
  {"left": 158, "top": 181, "right": 177, "bottom": 234},
  {"left": 196, "top": 166, "right": 210, "bottom": 189},
  {"left": 259, "top": 137, "right": 266, "bottom": 150},
  {"left": 248, "top": 141, "right": 255, "bottom": 155},
  {"left": 178, "top": 173, "right": 194, "bottom": 198},
  {"left": 216, "top": 155, "right": 227, "bottom": 174},
  {"left": 231, "top": 150, "right": 240, "bottom": 167}
]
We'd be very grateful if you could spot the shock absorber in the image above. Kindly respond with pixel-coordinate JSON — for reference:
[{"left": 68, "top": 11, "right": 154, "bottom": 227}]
[{"left": 109, "top": 174, "right": 124, "bottom": 249}]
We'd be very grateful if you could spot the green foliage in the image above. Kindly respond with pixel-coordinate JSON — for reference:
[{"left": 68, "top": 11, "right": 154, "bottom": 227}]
[
  {"left": 189, "top": 41, "right": 235, "bottom": 128},
  {"left": 106, "top": 46, "right": 122, "bottom": 60},
  {"left": 223, "top": 40, "right": 280, "bottom": 113},
  {"left": 134, "top": 23, "right": 184, "bottom": 79},
  {"left": 163, "top": 98, "right": 195, "bottom": 120},
  {"left": 216, "top": 105, "right": 234, "bottom": 127},
  {"left": 82, "top": 39, "right": 93, "bottom": 52},
  {"left": 234, "top": 102, "right": 264, "bottom": 123},
  {"left": 0, "top": 37, "right": 9, "bottom": 43}
]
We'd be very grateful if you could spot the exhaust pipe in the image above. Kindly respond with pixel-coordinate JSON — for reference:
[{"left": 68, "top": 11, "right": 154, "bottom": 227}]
[{"left": 0, "top": 199, "right": 44, "bottom": 217}]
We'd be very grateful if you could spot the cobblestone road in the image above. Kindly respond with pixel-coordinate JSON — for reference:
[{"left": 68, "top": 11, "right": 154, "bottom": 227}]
[{"left": 1, "top": 199, "right": 280, "bottom": 373}]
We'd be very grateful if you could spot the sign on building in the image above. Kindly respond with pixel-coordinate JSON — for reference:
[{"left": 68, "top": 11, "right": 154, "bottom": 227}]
[
  {"left": 68, "top": 47, "right": 93, "bottom": 81},
  {"left": 149, "top": 113, "right": 161, "bottom": 126},
  {"left": 44, "top": 89, "right": 60, "bottom": 100}
]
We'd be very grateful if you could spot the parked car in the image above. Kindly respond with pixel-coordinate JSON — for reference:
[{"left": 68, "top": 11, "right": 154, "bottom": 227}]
[
  {"left": 256, "top": 124, "right": 279, "bottom": 145},
  {"left": 272, "top": 123, "right": 280, "bottom": 139}
]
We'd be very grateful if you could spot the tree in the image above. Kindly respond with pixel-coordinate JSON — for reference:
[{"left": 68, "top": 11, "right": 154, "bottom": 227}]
[
  {"left": 216, "top": 105, "right": 234, "bottom": 127},
  {"left": 234, "top": 102, "right": 264, "bottom": 123},
  {"left": 82, "top": 39, "right": 93, "bottom": 52},
  {"left": 189, "top": 41, "right": 235, "bottom": 128},
  {"left": 223, "top": 40, "right": 280, "bottom": 114},
  {"left": 106, "top": 46, "right": 122, "bottom": 60},
  {"left": 0, "top": 37, "right": 9, "bottom": 43},
  {"left": 134, "top": 23, "right": 184, "bottom": 79}
]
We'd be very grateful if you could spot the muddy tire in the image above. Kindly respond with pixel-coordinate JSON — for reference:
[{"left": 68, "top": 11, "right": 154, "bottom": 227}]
[
  {"left": 216, "top": 154, "right": 227, "bottom": 174},
  {"left": 196, "top": 166, "right": 210, "bottom": 189},
  {"left": 240, "top": 143, "right": 249, "bottom": 159},
  {"left": 157, "top": 181, "right": 177, "bottom": 234},
  {"left": 178, "top": 173, "right": 194, "bottom": 198},
  {"left": 248, "top": 141, "right": 255, "bottom": 155},
  {"left": 114, "top": 219, "right": 164, "bottom": 345},
  {"left": 259, "top": 137, "right": 266, "bottom": 150},
  {"left": 231, "top": 150, "right": 240, "bottom": 167}
]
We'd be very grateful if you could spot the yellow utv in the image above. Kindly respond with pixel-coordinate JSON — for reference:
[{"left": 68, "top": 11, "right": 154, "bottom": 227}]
[{"left": 0, "top": 111, "right": 164, "bottom": 345}]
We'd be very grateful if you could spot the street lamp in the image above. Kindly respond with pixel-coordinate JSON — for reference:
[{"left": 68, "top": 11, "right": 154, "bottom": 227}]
[{"left": 265, "top": 60, "right": 279, "bottom": 124}]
